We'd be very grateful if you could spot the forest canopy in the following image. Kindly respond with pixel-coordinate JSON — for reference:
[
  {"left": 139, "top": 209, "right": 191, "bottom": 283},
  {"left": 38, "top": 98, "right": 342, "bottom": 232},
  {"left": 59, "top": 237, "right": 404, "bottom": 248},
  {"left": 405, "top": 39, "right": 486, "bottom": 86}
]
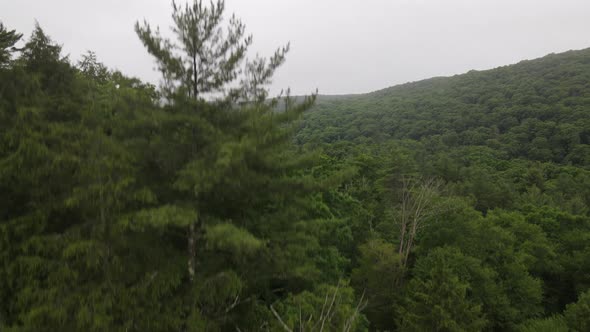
[{"left": 2, "top": 1, "right": 590, "bottom": 331}]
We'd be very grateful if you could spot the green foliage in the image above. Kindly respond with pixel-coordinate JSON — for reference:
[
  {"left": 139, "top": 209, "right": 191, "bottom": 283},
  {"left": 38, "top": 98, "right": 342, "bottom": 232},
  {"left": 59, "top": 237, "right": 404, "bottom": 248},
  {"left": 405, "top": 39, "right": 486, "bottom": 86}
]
[
  {"left": 299, "top": 49, "right": 590, "bottom": 168},
  {"left": 416, "top": 208, "right": 545, "bottom": 329},
  {"left": 351, "top": 239, "right": 403, "bottom": 329},
  {"left": 0, "top": 22, "right": 22, "bottom": 66},
  {"left": 136, "top": 0, "right": 242, "bottom": 98},
  {"left": 135, "top": 0, "right": 288, "bottom": 102},
  {"left": 122, "top": 205, "right": 198, "bottom": 230},
  {"left": 3, "top": 12, "right": 590, "bottom": 332},
  {"left": 564, "top": 290, "right": 590, "bottom": 332},
  {"left": 517, "top": 316, "right": 568, "bottom": 332},
  {"left": 396, "top": 247, "right": 488, "bottom": 332},
  {"left": 205, "top": 222, "right": 263, "bottom": 255},
  {"left": 271, "top": 281, "right": 369, "bottom": 332},
  {"left": 0, "top": 17, "right": 351, "bottom": 331},
  {"left": 294, "top": 48, "right": 590, "bottom": 330}
]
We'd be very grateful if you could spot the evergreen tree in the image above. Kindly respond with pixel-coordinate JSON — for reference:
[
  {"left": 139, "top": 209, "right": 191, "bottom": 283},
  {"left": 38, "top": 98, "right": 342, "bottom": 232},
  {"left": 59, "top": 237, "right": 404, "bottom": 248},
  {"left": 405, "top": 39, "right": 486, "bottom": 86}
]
[
  {"left": 20, "top": 23, "right": 75, "bottom": 97},
  {"left": 0, "top": 22, "right": 22, "bottom": 66},
  {"left": 135, "top": 0, "right": 288, "bottom": 101},
  {"left": 134, "top": 8, "right": 336, "bottom": 332}
]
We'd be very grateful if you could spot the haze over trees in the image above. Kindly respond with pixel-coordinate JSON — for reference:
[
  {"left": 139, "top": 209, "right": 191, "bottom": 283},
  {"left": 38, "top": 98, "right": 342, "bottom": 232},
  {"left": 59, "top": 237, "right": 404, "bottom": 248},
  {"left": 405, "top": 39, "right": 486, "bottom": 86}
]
[{"left": 2, "top": 1, "right": 590, "bottom": 331}]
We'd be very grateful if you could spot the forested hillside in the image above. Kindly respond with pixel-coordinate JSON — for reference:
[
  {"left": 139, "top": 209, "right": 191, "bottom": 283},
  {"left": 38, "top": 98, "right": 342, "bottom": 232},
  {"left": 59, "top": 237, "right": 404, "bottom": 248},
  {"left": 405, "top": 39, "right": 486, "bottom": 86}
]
[
  {"left": 294, "top": 48, "right": 590, "bottom": 331},
  {"left": 2, "top": 2, "right": 590, "bottom": 330},
  {"left": 300, "top": 48, "right": 590, "bottom": 166}
]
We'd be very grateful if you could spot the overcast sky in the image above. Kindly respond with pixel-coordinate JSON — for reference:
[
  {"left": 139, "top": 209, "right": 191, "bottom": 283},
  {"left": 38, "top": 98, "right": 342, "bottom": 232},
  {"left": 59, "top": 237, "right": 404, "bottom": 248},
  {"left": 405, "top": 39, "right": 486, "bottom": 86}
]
[{"left": 2, "top": 0, "right": 590, "bottom": 95}]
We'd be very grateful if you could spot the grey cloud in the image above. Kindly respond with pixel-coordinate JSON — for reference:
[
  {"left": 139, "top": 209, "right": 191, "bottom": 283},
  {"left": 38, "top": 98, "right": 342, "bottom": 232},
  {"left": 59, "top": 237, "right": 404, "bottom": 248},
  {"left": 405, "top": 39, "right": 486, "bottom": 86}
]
[{"left": 2, "top": 0, "right": 589, "bottom": 95}]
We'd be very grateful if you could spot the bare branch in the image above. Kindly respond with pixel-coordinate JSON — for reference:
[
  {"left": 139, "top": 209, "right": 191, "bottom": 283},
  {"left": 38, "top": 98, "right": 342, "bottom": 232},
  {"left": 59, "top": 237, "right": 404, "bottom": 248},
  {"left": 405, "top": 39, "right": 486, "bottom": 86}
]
[
  {"left": 270, "top": 303, "right": 293, "bottom": 332},
  {"left": 396, "top": 176, "right": 444, "bottom": 267},
  {"left": 343, "top": 289, "right": 367, "bottom": 332}
]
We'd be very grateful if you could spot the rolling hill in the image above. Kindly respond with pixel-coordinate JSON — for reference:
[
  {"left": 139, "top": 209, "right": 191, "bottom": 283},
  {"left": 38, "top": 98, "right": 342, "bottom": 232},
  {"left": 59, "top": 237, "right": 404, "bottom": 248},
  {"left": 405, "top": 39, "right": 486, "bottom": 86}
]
[{"left": 298, "top": 48, "right": 590, "bottom": 166}]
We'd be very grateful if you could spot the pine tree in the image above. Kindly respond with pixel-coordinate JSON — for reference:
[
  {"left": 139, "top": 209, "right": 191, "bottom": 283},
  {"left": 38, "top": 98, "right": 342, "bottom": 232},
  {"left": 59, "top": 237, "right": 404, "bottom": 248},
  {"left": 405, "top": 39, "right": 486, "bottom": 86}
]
[
  {"left": 0, "top": 22, "right": 22, "bottom": 67},
  {"left": 136, "top": 2, "right": 293, "bottom": 292},
  {"left": 136, "top": 0, "right": 239, "bottom": 99},
  {"left": 136, "top": 0, "right": 353, "bottom": 329}
]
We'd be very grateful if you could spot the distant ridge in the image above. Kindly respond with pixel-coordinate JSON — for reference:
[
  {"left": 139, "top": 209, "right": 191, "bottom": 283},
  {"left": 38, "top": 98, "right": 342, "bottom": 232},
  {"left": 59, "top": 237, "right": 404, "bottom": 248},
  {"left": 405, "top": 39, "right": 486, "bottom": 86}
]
[
  {"left": 315, "top": 47, "right": 590, "bottom": 99},
  {"left": 298, "top": 47, "right": 590, "bottom": 166}
]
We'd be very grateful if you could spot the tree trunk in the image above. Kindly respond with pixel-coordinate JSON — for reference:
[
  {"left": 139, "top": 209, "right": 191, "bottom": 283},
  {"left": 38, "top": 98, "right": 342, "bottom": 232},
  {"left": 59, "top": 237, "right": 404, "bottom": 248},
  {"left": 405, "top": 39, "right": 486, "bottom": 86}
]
[
  {"left": 187, "top": 125, "right": 199, "bottom": 281},
  {"left": 188, "top": 217, "right": 197, "bottom": 281},
  {"left": 192, "top": 54, "right": 198, "bottom": 99}
]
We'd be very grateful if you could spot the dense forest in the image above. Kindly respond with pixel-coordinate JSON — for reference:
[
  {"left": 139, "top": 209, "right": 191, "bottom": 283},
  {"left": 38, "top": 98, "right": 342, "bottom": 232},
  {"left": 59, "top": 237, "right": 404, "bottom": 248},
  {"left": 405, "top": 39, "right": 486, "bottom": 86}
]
[{"left": 2, "top": 1, "right": 590, "bottom": 331}]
